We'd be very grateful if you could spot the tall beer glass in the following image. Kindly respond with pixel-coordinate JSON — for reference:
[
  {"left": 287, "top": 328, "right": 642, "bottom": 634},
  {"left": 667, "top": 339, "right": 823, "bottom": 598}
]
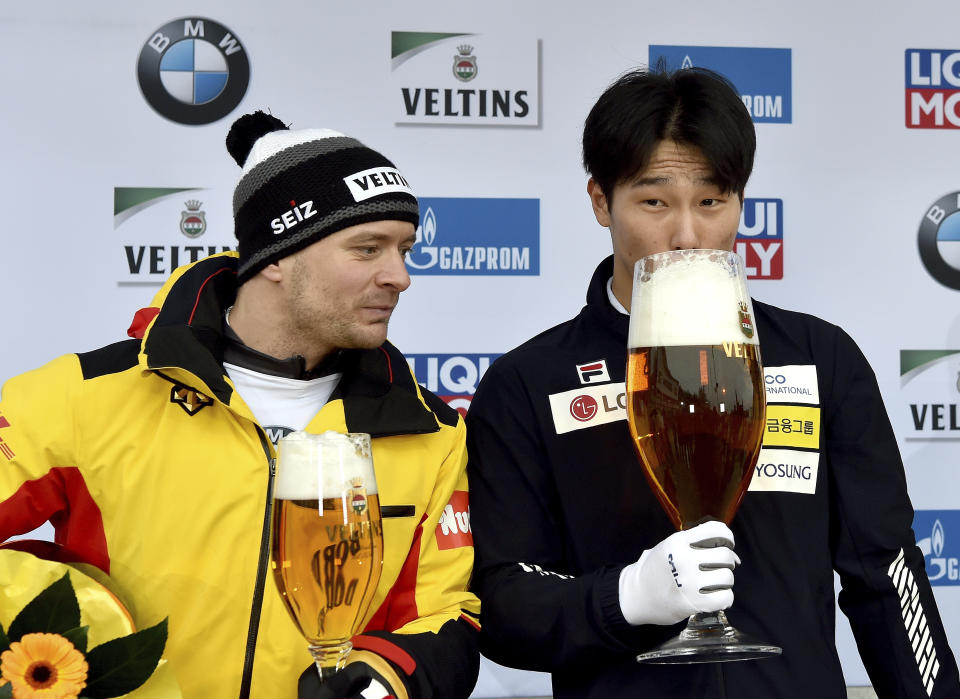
[
  {"left": 627, "top": 249, "right": 780, "bottom": 663},
  {"left": 271, "top": 431, "right": 384, "bottom": 681}
]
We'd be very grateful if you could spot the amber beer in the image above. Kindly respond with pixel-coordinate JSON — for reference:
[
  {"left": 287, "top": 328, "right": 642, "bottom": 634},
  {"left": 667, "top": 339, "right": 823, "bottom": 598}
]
[
  {"left": 627, "top": 249, "right": 767, "bottom": 532},
  {"left": 627, "top": 342, "right": 764, "bottom": 529},
  {"left": 270, "top": 431, "right": 383, "bottom": 666}
]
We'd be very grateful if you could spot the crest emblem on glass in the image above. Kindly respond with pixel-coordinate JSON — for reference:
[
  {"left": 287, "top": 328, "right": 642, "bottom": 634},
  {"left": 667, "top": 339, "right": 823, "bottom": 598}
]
[
  {"left": 626, "top": 249, "right": 781, "bottom": 663},
  {"left": 271, "top": 431, "right": 384, "bottom": 681}
]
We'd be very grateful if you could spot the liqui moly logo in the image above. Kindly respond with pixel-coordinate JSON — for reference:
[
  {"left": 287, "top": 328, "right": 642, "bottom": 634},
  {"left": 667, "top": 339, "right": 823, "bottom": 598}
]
[
  {"left": 735, "top": 198, "right": 783, "bottom": 280},
  {"left": 436, "top": 490, "right": 472, "bottom": 550},
  {"left": 905, "top": 50, "right": 960, "bottom": 128},
  {"left": 406, "top": 354, "right": 500, "bottom": 415}
]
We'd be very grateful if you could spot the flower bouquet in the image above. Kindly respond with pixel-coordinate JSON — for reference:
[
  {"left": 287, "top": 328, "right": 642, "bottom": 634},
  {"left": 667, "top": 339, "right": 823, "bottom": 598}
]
[{"left": 0, "top": 573, "right": 166, "bottom": 699}]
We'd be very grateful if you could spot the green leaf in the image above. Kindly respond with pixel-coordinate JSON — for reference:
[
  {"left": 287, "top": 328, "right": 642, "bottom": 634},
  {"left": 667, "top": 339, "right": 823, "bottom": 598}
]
[
  {"left": 83, "top": 619, "right": 168, "bottom": 698},
  {"left": 0, "top": 621, "right": 9, "bottom": 654},
  {"left": 8, "top": 573, "right": 80, "bottom": 641},
  {"left": 62, "top": 625, "right": 89, "bottom": 654},
  {"left": 0, "top": 682, "right": 11, "bottom": 698}
]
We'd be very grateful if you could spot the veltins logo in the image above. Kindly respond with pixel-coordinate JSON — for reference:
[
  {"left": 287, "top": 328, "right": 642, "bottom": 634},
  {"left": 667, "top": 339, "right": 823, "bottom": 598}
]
[
  {"left": 900, "top": 349, "right": 960, "bottom": 438},
  {"left": 905, "top": 50, "right": 960, "bottom": 128},
  {"left": 137, "top": 18, "right": 249, "bottom": 125},
  {"left": 391, "top": 32, "right": 539, "bottom": 126},
  {"left": 736, "top": 198, "right": 783, "bottom": 280},
  {"left": 918, "top": 192, "right": 960, "bottom": 289},
  {"left": 115, "top": 187, "right": 234, "bottom": 284},
  {"left": 916, "top": 511, "right": 960, "bottom": 585},
  {"left": 650, "top": 45, "right": 792, "bottom": 123},
  {"left": 406, "top": 198, "right": 539, "bottom": 275},
  {"left": 406, "top": 354, "right": 500, "bottom": 415}
]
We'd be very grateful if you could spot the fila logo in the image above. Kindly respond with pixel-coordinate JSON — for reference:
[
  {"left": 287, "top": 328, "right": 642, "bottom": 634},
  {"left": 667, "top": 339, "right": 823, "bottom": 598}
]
[
  {"left": 271, "top": 200, "right": 317, "bottom": 235},
  {"left": 577, "top": 359, "right": 610, "bottom": 384},
  {"left": 344, "top": 167, "right": 414, "bottom": 202},
  {"left": 435, "top": 490, "right": 472, "bottom": 550}
]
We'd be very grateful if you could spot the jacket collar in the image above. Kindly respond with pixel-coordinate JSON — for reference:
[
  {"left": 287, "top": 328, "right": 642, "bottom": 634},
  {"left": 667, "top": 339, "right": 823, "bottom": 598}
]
[
  {"left": 141, "top": 255, "right": 439, "bottom": 438},
  {"left": 583, "top": 255, "right": 629, "bottom": 341}
]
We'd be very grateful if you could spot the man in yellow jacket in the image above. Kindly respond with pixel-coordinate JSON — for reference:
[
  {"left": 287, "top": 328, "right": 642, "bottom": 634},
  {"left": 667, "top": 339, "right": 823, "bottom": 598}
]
[{"left": 0, "top": 111, "right": 480, "bottom": 698}]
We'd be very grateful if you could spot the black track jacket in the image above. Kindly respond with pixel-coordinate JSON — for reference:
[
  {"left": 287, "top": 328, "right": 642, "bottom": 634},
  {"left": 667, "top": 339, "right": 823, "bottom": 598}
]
[{"left": 467, "top": 256, "right": 960, "bottom": 698}]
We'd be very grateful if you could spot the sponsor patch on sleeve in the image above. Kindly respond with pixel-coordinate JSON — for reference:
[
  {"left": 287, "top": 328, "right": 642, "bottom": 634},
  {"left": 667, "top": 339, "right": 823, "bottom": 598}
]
[
  {"left": 747, "top": 448, "right": 819, "bottom": 494},
  {"left": 762, "top": 405, "right": 820, "bottom": 449},
  {"left": 548, "top": 382, "right": 626, "bottom": 434},
  {"left": 435, "top": 490, "right": 472, "bottom": 550},
  {"left": 764, "top": 364, "right": 819, "bottom": 405}
]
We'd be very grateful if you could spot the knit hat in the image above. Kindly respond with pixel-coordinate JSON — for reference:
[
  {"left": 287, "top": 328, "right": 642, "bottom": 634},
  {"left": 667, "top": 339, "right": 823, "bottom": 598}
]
[{"left": 225, "top": 111, "right": 420, "bottom": 284}]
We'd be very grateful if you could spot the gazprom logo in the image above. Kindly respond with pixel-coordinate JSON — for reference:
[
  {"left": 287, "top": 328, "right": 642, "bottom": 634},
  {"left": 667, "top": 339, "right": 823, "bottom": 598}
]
[
  {"left": 649, "top": 45, "right": 792, "bottom": 123},
  {"left": 735, "top": 198, "right": 783, "bottom": 280},
  {"left": 916, "top": 510, "right": 960, "bottom": 585},
  {"left": 406, "top": 197, "right": 539, "bottom": 275},
  {"left": 406, "top": 354, "right": 501, "bottom": 415}
]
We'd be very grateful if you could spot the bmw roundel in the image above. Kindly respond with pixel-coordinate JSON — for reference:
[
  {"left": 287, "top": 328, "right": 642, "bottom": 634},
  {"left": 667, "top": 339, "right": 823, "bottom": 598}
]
[
  {"left": 137, "top": 17, "right": 250, "bottom": 126},
  {"left": 918, "top": 192, "right": 960, "bottom": 290}
]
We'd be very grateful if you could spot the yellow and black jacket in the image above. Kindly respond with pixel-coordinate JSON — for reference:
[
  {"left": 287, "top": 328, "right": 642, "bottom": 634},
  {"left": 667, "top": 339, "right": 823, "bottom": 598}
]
[{"left": 0, "top": 252, "right": 480, "bottom": 698}]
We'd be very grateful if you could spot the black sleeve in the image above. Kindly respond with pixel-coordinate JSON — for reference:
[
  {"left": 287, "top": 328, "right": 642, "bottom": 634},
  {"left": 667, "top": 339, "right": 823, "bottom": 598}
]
[
  {"left": 827, "top": 327, "right": 960, "bottom": 697},
  {"left": 466, "top": 361, "right": 669, "bottom": 672},
  {"left": 360, "top": 618, "right": 479, "bottom": 699}
]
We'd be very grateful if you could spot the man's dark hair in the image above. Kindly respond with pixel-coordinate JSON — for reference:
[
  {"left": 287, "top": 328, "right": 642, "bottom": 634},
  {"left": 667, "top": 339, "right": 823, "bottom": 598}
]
[{"left": 582, "top": 63, "right": 756, "bottom": 202}]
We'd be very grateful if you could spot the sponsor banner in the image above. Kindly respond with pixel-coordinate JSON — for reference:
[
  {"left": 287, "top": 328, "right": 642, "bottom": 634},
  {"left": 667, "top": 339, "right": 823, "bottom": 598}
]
[
  {"left": 436, "top": 490, "right": 472, "bottom": 550},
  {"left": 548, "top": 382, "right": 626, "bottom": 435},
  {"left": 764, "top": 365, "right": 819, "bottom": 405},
  {"left": 748, "top": 448, "right": 818, "bottom": 494},
  {"left": 899, "top": 349, "right": 960, "bottom": 440},
  {"left": 917, "top": 192, "right": 960, "bottom": 290},
  {"left": 736, "top": 198, "right": 783, "bottom": 280},
  {"left": 905, "top": 50, "right": 960, "bottom": 129},
  {"left": 915, "top": 510, "right": 960, "bottom": 585},
  {"left": 649, "top": 45, "right": 792, "bottom": 123},
  {"left": 763, "top": 405, "right": 820, "bottom": 449},
  {"left": 391, "top": 31, "right": 539, "bottom": 126},
  {"left": 406, "top": 354, "right": 500, "bottom": 415},
  {"left": 137, "top": 17, "right": 249, "bottom": 125},
  {"left": 406, "top": 198, "right": 539, "bottom": 275},
  {"left": 114, "top": 187, "right": 234, "bottom": 284}
]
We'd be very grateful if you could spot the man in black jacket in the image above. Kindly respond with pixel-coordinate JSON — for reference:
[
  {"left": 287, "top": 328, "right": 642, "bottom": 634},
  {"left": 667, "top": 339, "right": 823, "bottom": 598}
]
[{"left": 466, "top": 65, "right": 960, "bottom": 697}]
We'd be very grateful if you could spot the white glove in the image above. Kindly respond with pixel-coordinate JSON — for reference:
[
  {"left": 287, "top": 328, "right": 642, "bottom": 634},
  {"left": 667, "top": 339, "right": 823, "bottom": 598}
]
[{"left": 618, "top": 520, "right": 739, "bottom": 626}]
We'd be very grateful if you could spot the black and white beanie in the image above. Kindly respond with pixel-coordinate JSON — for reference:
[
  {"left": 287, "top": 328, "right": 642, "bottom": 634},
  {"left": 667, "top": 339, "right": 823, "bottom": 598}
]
[{"left": 225, "top": 111, "right": 420, "bottom": 284}]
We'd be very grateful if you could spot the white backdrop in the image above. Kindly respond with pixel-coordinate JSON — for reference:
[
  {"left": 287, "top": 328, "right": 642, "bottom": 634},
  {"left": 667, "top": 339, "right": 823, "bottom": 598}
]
[{"left": 3, "top": 1, "right": 960, "bottom": 695}]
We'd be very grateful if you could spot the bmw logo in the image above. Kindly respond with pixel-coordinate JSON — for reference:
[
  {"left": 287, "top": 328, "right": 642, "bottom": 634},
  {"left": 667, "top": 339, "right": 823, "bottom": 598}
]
[
  {"left": 918, "top": 192, "right": 960, "bottom": 290},
  {"left": 137, "top": 18, "right": 250, "bottom": 126}
]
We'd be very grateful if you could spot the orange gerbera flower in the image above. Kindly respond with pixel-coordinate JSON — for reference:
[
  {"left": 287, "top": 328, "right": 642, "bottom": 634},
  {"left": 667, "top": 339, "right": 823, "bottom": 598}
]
[{"left": 0, "top": 633, "right": 88, "bottom": 699}]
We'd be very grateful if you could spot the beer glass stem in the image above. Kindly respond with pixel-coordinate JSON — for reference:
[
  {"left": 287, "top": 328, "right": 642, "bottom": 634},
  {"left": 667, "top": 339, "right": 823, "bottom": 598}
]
[
  {"left": 309, "top": 640, "right": 353, "bottom": 682},
  {"left": 680, "top": 610, "right": 735, "bottom": 641}
]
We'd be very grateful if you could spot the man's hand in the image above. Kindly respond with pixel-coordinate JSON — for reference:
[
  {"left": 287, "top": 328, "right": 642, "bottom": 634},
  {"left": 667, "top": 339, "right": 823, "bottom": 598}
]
[
  {"left": 618, "top": 520, "right": 740, "bottom": 626},
  {"left": 298, "top": 662, "right": 393, "bottom": 699}
]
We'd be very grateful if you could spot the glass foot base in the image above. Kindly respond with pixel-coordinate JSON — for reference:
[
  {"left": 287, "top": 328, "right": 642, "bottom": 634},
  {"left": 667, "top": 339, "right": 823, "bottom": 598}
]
[{"left": 636, "top": 611, "right": 782, "bottom": 665}]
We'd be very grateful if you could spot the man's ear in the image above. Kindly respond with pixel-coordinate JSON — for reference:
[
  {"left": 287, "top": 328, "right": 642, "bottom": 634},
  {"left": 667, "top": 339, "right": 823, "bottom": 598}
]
[
  {"left": 587, "top": 178, "right": 611, "bottom": 227},
  {"left": 260, "top": 262, "right": 283, "bottom": 282}
]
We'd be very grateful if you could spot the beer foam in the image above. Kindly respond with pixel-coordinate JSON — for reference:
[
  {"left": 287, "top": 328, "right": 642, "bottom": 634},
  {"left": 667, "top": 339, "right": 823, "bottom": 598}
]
[
  {"left": 274, "top": 430, "right": 378, "bottom": 499},
  {"left": 628, "top": 251, "right": 759, "bottom": 347}
]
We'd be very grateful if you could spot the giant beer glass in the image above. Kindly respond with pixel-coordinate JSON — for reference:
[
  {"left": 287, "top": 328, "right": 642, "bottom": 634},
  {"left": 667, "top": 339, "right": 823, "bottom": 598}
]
[
  {"left": 271, "top": 431, "right": 384, "bottom": 681},
  {"left": 627, "top": 249, "right": 780, "bottom": 663}
]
